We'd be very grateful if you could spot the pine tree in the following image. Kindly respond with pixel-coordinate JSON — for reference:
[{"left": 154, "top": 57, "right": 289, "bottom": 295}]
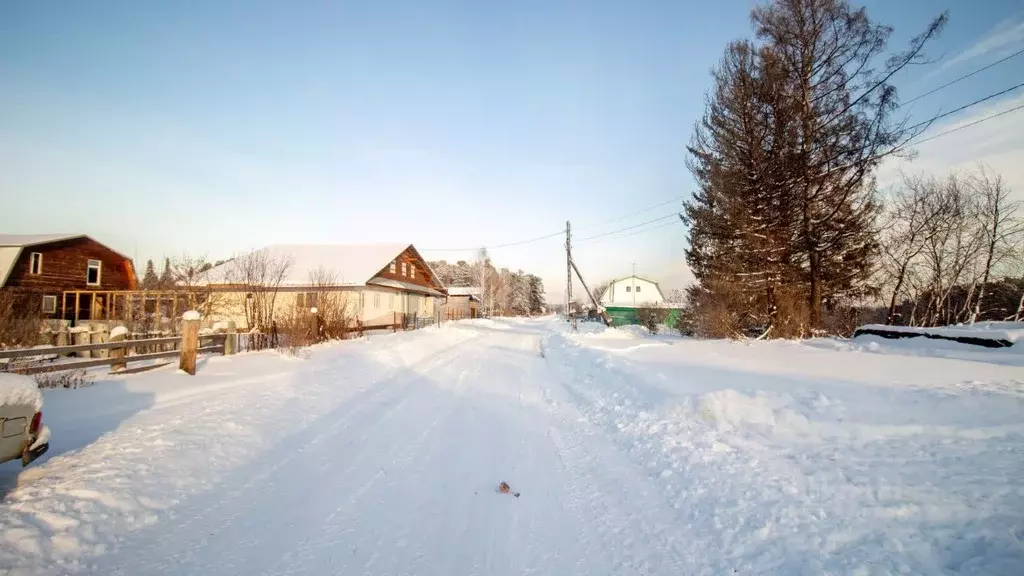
[
  {"left": 508, "top": 270, "right": 530, "bottom": 316},
  {"left": 751, "top": 0, "right": 945, "bottom": 327},
  {"left": 527, "top": 275, "right": 545, "bottom": 315},
  {"left": 451, "top": 260, "right": 473, "bottom": 287},
  {"left": 158, "top": 258, "right": 174, "bottom": 289},
  {"left": 142, "top": 259, "right": 158, "bottom": 289}
]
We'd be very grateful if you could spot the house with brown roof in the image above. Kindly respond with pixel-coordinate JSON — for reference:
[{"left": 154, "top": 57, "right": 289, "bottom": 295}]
[
  {"left": 0, "top": 234, "right": 137, "bottom": 319},
  {"left": 202, "top": 243, "right": 448, "bottom": 329}
]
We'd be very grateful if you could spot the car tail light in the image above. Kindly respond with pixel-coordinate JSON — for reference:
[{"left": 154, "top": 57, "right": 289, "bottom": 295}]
[{"left": 30, "top": 412, "right": 41, "bottom": 434}]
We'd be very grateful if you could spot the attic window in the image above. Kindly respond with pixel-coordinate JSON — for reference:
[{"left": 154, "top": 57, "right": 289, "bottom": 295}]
[
  {"left": 30, "top": 252, "right": 43, "bottom": 275},
  {"left": 410, "top": 266, "right": 416, "bottom": 279},
  {"left": 625, "top": 286, "right": 631, "bottom": 293},
  {"left": 86, "top": 259, "right": 102, "bottom": 286},
  {"left": 389, "top": 261, "right": 397, "bottom": 274},
  {"left": 635, "top": 286, "right": 641, "bottom": 293},
  {"left": 401, "top": 262, "right": 407, "bottom": 276}
]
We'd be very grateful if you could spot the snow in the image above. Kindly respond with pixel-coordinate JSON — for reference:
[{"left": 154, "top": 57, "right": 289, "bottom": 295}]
[
  {"left": 1, "top": 318, "right": 1021, "bottom": 575},
  {"left": 0, "top": 372, "right": 42, "bottom": 412},
  {"left": 856, "top": 323, "right": 1024, "bottom": 345},
  {"left": 109, "top": 326, "right": 129, "bottom": 339},
  {"left": 67, "top": 326, "right": 91, "bottom": 334},
  {"left": 181, "top": 310, "right": 201, "bottom": 321}
]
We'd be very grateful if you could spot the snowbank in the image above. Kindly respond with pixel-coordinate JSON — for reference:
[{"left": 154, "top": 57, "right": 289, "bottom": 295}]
[
  {"left": 854, "top": 323, "right": 1023, "bottom": 348},
  {"left": 182, "top": 310, "right": 201, "bottom": 321},
  {"left": 0, "top": 372, "right": 42, "bottom": 411}
]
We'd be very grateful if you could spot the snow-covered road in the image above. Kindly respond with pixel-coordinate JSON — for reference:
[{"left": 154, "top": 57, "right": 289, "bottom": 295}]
[{"left": 1, "top": 318, "right": 1022, "bottom": 575}]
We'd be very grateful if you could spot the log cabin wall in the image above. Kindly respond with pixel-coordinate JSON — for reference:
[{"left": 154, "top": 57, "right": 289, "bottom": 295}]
[
  {"left": 4, "top": 237, "right": 136, "bottom": 293},
  {"left": 373, "top": 247, "right": 444, "bottom": 291}
]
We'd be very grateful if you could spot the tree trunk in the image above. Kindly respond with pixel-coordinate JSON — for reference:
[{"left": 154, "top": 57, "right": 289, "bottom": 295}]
[{"left": 808, "top": 251, "right": 822, "bottom": 329}]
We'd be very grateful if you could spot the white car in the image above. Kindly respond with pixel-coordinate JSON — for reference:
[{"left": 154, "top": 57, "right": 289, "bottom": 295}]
[{"left": 0, "top": 373, "right": 50, "bottom": 467}]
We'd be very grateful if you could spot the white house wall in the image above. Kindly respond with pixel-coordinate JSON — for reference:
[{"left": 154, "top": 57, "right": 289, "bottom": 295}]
[{"left": 600, "top": 277, "right": 664, "bottom": 306}]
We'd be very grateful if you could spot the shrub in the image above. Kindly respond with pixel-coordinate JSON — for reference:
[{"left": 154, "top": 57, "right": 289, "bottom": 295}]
[
  {"left": 634, "top": 306, "right": 669, "bottom": 334},
  {"left": 34, "top": 368, "right": 93, "bottom": 389}
]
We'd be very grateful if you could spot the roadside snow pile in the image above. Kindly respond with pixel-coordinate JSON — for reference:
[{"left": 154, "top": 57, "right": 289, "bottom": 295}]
[
  {"left": 854, "top": 323, "right": 1024, "bottom": 349},
  {"left": 0, "top": 372, "right": 42, "bottom": 411},
  {"left": 542, "top": 328, "right": 1024, "bottom": 574}
]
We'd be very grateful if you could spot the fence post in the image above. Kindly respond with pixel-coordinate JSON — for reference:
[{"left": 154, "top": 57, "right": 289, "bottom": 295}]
[
  {"left": 224, "top": 320, "right": 237, "bottom": 356},
  {"left": 393, "top": 311, "right": 397, "bottom": 333},
  {"left": 179, "top": 312, "right": 200, "bottom": 375},
  {"left": 110, "top": 327, "right": 127, "bottom": 372}
]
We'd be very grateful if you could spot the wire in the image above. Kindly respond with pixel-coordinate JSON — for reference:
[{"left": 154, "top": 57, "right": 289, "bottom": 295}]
[
  {"left": 576, "top": 196, "right": 682, "bottom": 230},
  {"left": 577, "top": 213, "right": 680, "bottom": 242},
  {"left": 579, "top": 219, "right": 681, "bottom": 244},
  {"left": 906, "top": 81, "right": 1024, "bottom": 132},
  {"left": 422, "top": 230, "right": 564, "bottom": 252},
  {"left": 909, "top": 102, "right": 1024, "bottom": 146},
  {"left": 420, "top": 194, "right": 684, "bottom": 252},
  {"left": 904, "top": 47, "right": 1024, "bottom": 106}
]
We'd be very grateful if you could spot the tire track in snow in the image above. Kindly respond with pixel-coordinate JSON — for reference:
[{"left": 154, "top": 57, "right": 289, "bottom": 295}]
[{"left": 101, "top": 338, "right": 475, "bottom": 576}]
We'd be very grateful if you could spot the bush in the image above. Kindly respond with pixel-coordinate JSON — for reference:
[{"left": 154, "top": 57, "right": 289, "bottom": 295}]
[
  {"left": 634, "top": 306, "right": 669, "bottom": 334},
  {"left": 34, "top": 368, "right": 92, "bottom": 389}
]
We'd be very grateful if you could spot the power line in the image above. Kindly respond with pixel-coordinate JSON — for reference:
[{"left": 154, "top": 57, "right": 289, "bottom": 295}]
[
  {"left": 580, "top": 219, "right": 681, "bottom": 244},
  {"left": 907, "top": 81, "right": 1024, "bottom": 132},
  {"left": 904, "top": 47, "right": 1024, "bottom": 106},
  {"left": 577, "top": 212, "right": 679, "bottom": 240},
  {"left": 576, "top": 196, "right": 682, "bottom": 230},
  {"left": 420, "top": 195, "right": 684, "bottom": 252},
  {"left": 910, "top": 102, "right": 1024, "bottom": 146}
]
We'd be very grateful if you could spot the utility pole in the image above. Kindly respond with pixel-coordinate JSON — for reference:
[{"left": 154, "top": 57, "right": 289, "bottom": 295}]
[{"left": 565, "top": 220, "right": 576, "bottom": 330}]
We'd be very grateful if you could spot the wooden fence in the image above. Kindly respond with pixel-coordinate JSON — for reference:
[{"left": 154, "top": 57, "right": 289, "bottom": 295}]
[{"left": 0, "top": 316, "right": 236, "bottom": 376}]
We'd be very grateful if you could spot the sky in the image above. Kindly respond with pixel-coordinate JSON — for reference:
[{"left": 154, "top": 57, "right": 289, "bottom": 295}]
[{"left": 1, "top": 0, "right": 1022, "bottom": 303}]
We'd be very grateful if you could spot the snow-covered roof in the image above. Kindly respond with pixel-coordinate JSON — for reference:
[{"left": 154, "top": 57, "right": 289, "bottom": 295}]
[
  {"left": 446, "top": 287, "right": 482, "bottom": 297},
  {"left": 205, "top": 244, "right": 414, "bottom": 287},
  {"left": 0, "top": 233, "right": 85, "bottom": 248},
  {"left": 608, "top": 274, "right": 662, "bottom": 287}
]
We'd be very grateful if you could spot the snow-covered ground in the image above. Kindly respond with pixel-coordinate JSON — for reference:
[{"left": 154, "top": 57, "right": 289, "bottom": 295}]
[{"left": 1, "top": 318, "right": 1021, "bottom": 575}]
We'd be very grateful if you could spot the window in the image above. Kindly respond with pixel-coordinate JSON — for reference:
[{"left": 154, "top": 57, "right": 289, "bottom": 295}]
[
  {"left": 374, "top": 293, "right": 380, "bottom": 308},
  {"left": 296, "top": 293, "right": 317, "bottom": 309},
  {"left": 296, "top": 293, "right": 305, "bottom": 308},
  {"left": 30, "top": 252, "right": 43, "bottom": 275},
  {"left": 389, "top": 261, "right": 397, "bottom": 274},
  {"left": 410, "top": 266, "right": 416, "bottom": 279},
  {"left": 401, "top": 262, "right": 407, "bottom": 276},
  {"left": 86, "top": 259, "right": 101, "bottom": 286},
  {"left": 625, "top": 286, "right": 631, "bottom": 292},
  {"left": 635, "top": 286, "right": 641, "bottom": 293},
  {"left": 41, "top": 295, "right": 57, "bottom": 314}
]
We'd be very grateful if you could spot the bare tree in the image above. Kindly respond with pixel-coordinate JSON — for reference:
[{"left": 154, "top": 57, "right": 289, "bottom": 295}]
[
  {"left": 226, "top": 249, "right": 294, "bottom": 331},
  {"left": 967, "top": 168, "right": 1023, "bottom": 323},
  {"left": 169, "top": 253, "right": 224, "bottom": 318}
]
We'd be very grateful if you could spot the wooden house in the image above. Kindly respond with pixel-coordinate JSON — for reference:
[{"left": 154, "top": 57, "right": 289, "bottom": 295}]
[
  {"left": 202, "top": 243, "right": 448, "bottom": 329},
  {"left": 445, "top": 287, "right": 481, "bottom": 319},
  {"left": 0, "top": 234, "right": 137, "bottom": 319}
]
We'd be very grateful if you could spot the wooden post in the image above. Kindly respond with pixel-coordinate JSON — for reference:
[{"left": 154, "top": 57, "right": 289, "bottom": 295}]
[
  {"left": 74, "top": 292, "right": 80, "bottom": 323},
  {"left": 393, "top": 311, "right": 397, "bottom": 333},
  {"left": 61, "top": 293, "right": 67, "bottom": 321},
  {"left": 110, "top": 327, "right": 127, "bottom": 372},
  {"left": 179, "top": 312, "right": 200, "bottom": 375},
  {"left": 224, "top": 320, "right": 237, "bottom": 356},
  {"left": 91, "top": 293, "right": 97, "bottom": 320}
]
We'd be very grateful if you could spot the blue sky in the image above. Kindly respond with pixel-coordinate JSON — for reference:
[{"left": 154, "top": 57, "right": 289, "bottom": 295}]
[{"left": 1, "top": 1, "right": 1022, "bottom": 300}]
